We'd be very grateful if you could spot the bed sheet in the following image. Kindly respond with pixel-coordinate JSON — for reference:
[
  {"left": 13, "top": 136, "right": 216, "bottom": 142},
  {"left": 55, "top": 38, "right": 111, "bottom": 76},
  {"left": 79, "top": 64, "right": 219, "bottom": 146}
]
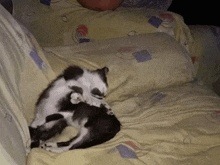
[
  {"left": 13, "top": 0, "right": 192, "bottom": 51},
  {"left": 27, "top": 82, "right": 220, "bottom": 165}
]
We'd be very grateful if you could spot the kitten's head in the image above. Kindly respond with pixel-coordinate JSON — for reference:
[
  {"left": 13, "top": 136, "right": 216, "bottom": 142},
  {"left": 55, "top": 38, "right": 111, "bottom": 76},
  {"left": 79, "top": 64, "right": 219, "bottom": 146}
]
[
  {"left": 90, "top": 67, "right": 109, "bottom": 98},
  {"left": 63, "top": 66, "right": 109, "bottom": 100}
]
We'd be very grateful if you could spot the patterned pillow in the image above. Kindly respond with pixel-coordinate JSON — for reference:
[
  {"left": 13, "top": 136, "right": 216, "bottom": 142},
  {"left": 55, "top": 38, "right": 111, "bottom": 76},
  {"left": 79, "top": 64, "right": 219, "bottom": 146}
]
[{"left": 44, "top": 33, "right": 195, "bottom": 102}]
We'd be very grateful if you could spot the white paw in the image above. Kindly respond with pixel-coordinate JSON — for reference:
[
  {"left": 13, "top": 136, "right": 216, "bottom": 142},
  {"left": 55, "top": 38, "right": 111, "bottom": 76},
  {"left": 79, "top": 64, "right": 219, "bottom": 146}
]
[
  {"left": 41, "top": 142, "right": 57, "bottom": 149},
  {"left": 41, "top": 142, "right": 67, "bottom": 153},
  {"left": 100, "top": 101, "right": 114, "bottom": 115},
  {"left": 107, "top": 109, "right": 114, "bottom": 115},
  {"left": 102, "top": 102, "right": 111, "bottom": 109},
  {"left": 70, "top": 93, "right": 84, "bottom": 104},
  {"left": 103, "top": 104, "right": 114, "bottom": 115},
  {"left": 47, "top": 147, "right": 67, "bottom": 153}
]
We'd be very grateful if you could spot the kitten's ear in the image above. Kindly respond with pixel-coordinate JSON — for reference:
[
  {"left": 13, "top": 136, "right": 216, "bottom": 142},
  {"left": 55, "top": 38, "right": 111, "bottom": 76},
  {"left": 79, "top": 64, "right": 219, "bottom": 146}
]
[
  {"left": 95, "top": 67, "right": 109, "bottom": 85},
  {"left": 102, "top": 67, "right": 109, "bottom": 74},
  {"left": 63, "top": 66, "right": 84, "bottom": 80},
  {"left": 97, "top": 67, "right": 109, "bottom": 75},
  {"left": 95, "top": 67, "right": 109, "bottom": 75}
]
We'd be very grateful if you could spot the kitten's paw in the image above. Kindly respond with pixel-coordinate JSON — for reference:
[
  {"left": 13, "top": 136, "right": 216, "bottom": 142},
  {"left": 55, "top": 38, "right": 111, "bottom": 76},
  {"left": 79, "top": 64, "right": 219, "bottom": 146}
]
[
  {"left": 103, "top": 105, "right": 114, "bottom": 115},
  {"left": 70, "top": 93, "right": 84, "bottom": 104},
  {"left": 41, "top": 142, "right": 67, "bottom": 153},
  {"left": 101, "top": 102, "right": 114, "bottom": 115},
  {"left": 47, "top": 147, "right": 67, "bottom": 153},
  {"left": 41, "top": 142, "right": 57, "bottom": 149},
  {"left": 106, "top": 109, "right": 114, "bottom": 115}
]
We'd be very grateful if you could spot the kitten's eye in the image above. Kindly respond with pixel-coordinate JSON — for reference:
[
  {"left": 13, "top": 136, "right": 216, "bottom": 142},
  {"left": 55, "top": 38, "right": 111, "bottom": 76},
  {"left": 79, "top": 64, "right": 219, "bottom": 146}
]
[{"left": 91, "top": 88, "right": 104, "bottom": 99}]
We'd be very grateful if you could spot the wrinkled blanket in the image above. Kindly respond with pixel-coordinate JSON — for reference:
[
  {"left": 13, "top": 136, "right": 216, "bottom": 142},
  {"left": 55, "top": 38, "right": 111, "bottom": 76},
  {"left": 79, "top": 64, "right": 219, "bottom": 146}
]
[
  {"left": 27, "top": 82, "right": 220, "bottom": 165},
  {"left": 27, "top": 33, "right": 220, "bottom": 165}
]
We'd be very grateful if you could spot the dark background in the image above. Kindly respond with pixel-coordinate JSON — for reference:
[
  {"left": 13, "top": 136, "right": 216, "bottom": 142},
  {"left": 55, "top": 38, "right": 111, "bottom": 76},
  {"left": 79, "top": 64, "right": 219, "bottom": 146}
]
[{"left": 168, "top": 0, "right": 220, "bottom": 26}]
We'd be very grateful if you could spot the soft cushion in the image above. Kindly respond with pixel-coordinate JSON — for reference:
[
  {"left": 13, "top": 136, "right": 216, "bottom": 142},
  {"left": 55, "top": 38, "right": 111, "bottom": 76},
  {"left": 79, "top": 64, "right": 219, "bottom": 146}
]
[{"left": 43, "top": 33, "right": 195, "bottom": 102}]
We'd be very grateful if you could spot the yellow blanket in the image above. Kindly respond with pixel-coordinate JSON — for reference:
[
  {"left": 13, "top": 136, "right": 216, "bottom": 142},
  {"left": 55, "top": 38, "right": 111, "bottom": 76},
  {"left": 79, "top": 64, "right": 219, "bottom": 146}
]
[
  {"left": 27, "top": 83, "right": 220, "bottom": 165},
  {"left": 26, "top": 33, "right": 220, "bottom": 165},
  {"left": 1, "top": 4, "right": 220, "bottom": 165},
  {"left": 0, "top": 5, "right": 55, "bottom": 165}
]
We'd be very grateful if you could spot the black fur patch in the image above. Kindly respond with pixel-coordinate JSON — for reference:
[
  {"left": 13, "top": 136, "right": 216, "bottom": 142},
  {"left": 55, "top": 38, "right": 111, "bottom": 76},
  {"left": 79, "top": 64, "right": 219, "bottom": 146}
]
[
  {"left": 95, "top": 67, "right": 109, "bottom": 86},
  {"left": 91, "top": 88, "right": 104, "bottom": 98},
  {"left": 57, "top": 137, "right": 75, "bottom": 147},
  {"left": 31, "top": 141, "right": 40, "bottom": 149},
  {"left": 29, "top": 126, "right": 37, "bottom": 139},
  {"left": 67, "top": 102, "right": 121, "bottom": 149},
  {"left": 39, "top": 119, "right": 67, "bottom": 141},
  {"left": 57, "top": 92, "right": 77, "bottom": 112},
  {"left": 69, "top": 86, "right": 83, "bottom": 95},
  {"left": 63, "top": 66, "right": 84, "bottom": 81},
  {"left": 46, "top": 114, "right": 64, "bottom": 123}
]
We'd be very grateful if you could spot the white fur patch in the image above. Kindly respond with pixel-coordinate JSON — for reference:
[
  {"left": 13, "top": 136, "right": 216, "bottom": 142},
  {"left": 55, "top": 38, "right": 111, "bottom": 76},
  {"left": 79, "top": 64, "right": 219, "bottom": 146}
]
[{"left": 31, "top": 78, "right": 72, "bottom": 127}]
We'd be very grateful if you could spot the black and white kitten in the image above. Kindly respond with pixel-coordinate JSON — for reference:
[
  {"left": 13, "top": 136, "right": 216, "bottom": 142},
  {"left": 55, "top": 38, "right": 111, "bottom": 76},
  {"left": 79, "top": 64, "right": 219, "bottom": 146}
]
[{"left": 29, "top": 66, "right": 121, "bottom": 153}]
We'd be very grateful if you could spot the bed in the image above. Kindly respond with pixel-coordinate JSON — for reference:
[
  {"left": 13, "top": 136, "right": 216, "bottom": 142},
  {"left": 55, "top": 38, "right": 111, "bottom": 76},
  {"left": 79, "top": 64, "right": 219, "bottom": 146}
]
[{"left": 1, "top": 0, "right": 220, "bottom": 165}]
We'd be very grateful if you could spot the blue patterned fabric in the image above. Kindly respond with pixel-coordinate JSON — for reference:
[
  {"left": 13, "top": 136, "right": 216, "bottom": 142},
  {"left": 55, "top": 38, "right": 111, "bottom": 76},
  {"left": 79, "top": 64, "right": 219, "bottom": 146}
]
[{"left": 116, "top": 145, "right": 137, "bottom": 159}]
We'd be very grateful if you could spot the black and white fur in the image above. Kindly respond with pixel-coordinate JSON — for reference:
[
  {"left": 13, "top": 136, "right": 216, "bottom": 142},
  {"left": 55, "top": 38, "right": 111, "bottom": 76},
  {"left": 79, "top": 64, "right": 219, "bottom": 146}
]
[{"left": 29, "top": 66, "right": 121, "bottom": 153}]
